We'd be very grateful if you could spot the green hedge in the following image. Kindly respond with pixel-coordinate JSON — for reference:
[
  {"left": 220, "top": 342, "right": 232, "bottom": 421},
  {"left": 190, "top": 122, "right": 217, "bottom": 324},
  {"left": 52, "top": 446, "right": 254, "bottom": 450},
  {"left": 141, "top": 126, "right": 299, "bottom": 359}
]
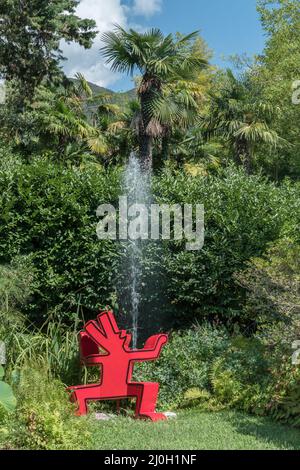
[
  {"left": 153, "top": 167, "right": 286, "bottom": 324},
  {"left": 0, "top": 154, "right": 296, "bottom": 327},
  {"left": 0, "top": 157, "right": 122, "bottom": 322}
]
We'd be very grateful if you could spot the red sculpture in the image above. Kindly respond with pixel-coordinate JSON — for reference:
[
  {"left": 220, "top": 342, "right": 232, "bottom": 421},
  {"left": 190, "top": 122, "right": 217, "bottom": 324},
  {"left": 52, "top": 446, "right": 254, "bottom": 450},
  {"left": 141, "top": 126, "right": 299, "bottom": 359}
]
[{"left": 68, "top": 310, "right": 168, "bottom": 422}]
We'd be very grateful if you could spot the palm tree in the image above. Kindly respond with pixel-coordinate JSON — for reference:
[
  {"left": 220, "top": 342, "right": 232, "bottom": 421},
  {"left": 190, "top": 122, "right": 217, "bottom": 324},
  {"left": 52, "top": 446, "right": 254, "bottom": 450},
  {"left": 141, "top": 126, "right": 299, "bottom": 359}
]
[
  {"left": 202, "top": 71, "right": 283, "bottom": 174},
  {"left": 101, "top": 25, "right": 207, "bottom": 167},
  {"left": 90, "top": 94, "right": 120, "bottom": 130},
  {"left": 152, "top": 79, "right": 205, "bottom": 161},
  {"left": 31, "top": 77, "right": 107, "bottom": 157}
]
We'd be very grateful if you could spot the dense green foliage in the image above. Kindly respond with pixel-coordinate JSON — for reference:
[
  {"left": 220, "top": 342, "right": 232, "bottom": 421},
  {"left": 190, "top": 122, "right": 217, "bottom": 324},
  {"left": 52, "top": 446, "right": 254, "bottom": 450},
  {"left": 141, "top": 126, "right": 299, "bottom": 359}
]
[
  {"left": 0, "top": 152, "right": 293, "bottom": 328},
  {"left": 255, "top": 0, "right": 300, "bottom": 178},
  {"left": 0, "top": 0, "right": 96, "bottom": 101},
  {"left": 136, "top": 311, "right": 300, "bottom": 427},
  {"left": 101, "top": 26, "right": 208, "bottom": 165},
  {"left": 153, "top": 167, "right": 285, "bottom": 324},
  {"left": 0, "top": 155, "right": 121, "bottom": 322},
  {"left": 202, "top": 70, "right": 283, "bottom": 174}
]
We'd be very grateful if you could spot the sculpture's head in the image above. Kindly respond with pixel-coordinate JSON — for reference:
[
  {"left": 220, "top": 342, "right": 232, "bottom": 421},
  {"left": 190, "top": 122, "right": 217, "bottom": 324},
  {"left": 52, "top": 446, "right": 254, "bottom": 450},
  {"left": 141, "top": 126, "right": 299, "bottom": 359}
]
[
  {"left": 96, "top": 311, "right": 133, "bottom": 351},
  {"left": 80, "top": 311, "right": 134, "bottom": 358},
  {"left": 118, "top": 329, "right": 133, "bottom": 349}
]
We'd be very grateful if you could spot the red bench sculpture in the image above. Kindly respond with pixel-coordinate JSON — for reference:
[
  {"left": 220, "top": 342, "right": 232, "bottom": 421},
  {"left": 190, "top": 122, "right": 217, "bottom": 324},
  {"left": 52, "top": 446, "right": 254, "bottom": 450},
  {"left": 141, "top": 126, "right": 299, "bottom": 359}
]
[{"left": 67, "top": 310, "right": 168, "bottom": 422}]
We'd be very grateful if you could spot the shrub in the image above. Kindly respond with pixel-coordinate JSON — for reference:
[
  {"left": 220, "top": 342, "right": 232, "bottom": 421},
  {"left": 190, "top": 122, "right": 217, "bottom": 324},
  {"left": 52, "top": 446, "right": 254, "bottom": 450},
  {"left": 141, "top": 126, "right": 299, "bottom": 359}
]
[
  {"left": 0, "top": 158, "right": 122, "bottom": 323},
  {"left": 268, "top": 364, "right": 300, "bottom": 427},
  {"left": 134, "top": 324, "right": 230, "bottom": 408},
  {"left": 5, "top": 367, "right": 95, "bottom": 450},
  {"left": 233, "top": 235, "right": 300, "bottom": 424},
  {"left": 209, "top": 336, "right": 272, "bottom": 413},
  {"left": 152, "top": 166, "right": 285, "bottom": 325},
  {"left": 0, "top": 257, "right": 80, "bottom": 384},
  {"left": 235, "top": 237, "right": 300, "bottom": 331},
  {"left": 134, "top": 320, "right": 300, "bottom": 427},
  {"left": 0, "top": 154, "right": 296, "bottom": 330}
]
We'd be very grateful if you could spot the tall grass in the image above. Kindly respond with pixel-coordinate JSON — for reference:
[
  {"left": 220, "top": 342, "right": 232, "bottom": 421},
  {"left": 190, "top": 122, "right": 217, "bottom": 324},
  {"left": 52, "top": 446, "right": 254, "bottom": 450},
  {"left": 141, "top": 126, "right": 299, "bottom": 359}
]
[
  {"left": 0, "top": 258, "right": 82, "bottom": 384},
  {"left": 1, "top": 310, "right": 82, "bottom": 384}
]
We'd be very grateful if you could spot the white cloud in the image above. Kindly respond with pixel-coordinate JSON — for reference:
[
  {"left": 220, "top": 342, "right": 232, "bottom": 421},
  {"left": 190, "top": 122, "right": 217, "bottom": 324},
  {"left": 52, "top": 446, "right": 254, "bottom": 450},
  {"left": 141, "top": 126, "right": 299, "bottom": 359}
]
[
  {"left": 132, "top": 0, "right": 162, "bottom": 17},
  {"left": 62, "top": 0, "right": 128, "bottom": 87},
  {"left": 62, "top": 0, "right": 163, "bottom": 88}
]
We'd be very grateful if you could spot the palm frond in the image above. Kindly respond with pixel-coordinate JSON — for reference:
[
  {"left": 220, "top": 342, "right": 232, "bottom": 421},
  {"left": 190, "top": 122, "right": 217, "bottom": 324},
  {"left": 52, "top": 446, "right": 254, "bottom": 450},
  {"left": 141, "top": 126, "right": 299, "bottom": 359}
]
[
  {"left": 87, "top": 135, "right": 107, "bottom": 155},
  {"left": 74, "top": 73, "right": 93, "bottom": 98}
]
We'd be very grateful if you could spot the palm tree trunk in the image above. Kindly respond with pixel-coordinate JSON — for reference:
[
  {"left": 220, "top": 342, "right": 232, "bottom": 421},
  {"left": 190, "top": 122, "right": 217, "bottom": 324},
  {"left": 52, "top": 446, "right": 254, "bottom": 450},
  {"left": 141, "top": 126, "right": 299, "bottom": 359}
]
[
  {"left": 139, "top": 132, "right": 153, "bottom": 170},
  {"left": 162, "top": 135, "right": 169, "bottom": 161},
  {"left": 244, "top": 148, "right": 252, "bottom": 175},
  {"left": 235, "top": 139, "right": 252, "bottom": 175},
  {"left": 139, "top": 92, "right": 153, "bottom": 169}
]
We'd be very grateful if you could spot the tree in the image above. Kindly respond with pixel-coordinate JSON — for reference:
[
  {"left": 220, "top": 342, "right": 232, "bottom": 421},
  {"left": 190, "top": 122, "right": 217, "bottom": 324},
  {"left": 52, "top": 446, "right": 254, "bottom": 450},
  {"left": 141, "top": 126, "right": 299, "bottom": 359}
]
[
  {"left": 154, "top": 78, "right": 210, "bottom": 162},
  {"left": 0, "top": 0, "right": 97, "bottom": 103},
  {"left": 154, "top": 35, "right": 213, "bottom": 162},
  {"left": 1, "top": 75, "right": 107, "bottom": 159},
  {"left": 34, "top": 78, "right": 107, "bottom": 157},
  {"left": 254, "top": 0, "right": 300, "bottom": 179},
  {"left": 101, "top": 25, "right": 207, "bottom": 167},
  {"left": 203, "top": 70, "right": 283, "bottom": 174}
]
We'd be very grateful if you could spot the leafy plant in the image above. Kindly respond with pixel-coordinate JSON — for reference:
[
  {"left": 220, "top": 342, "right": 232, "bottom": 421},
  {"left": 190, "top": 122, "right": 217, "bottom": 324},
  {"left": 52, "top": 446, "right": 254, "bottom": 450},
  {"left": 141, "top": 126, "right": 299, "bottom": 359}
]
[
  {"left": 134, "top": 324, "right": 230, "bottom": 408},
  {"left": 0, "top": 365, "right": 16, "bottom": 413},
  {"left": 0, "top": 156, "right": 122, "bottom": 323},
  {"left": 152, "top": 166, "right": 285, "bottom": 324},
  {"left": 6, "top": 367, "right": 94, "bottom": 450},
  {"left": 0, "top": 0, "right": 96, "bottom": 102}
]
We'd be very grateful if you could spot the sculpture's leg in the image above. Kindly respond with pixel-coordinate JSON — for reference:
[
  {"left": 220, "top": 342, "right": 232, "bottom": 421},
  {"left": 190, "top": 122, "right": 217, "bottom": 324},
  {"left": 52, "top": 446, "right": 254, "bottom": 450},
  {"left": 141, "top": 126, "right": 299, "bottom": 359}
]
[
  {"left": 68, "top": 385, "right": 103, "bottom": 416},
  {"left": 129, "top": 383, "right": 167, "bottom": 422},
  {"left": 69, "top": 388, "right": 88, "bottom": 416}
]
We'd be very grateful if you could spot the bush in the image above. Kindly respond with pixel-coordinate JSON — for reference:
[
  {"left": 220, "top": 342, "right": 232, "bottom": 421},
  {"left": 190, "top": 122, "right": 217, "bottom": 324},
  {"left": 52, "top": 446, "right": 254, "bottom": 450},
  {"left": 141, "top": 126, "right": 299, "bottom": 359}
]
[
  {"left": 134, "top": 319, "right": 300, "bottom": 428},
  {"left": 4, "top": 367, "right": 95, "bottom": 450},
  {"left": 209, "top": 336, "right": 272, "bottom": 413},
  {"left": 0, "top": 256, "right": 81, "bottom": 385},
  {"left": 268, "top": 364, "right": 300, "bottom": 427},
  {"left": 0, "top": 157, "right": 122, "bottom": 323},
  {"left": 152, "top": 166, "right": 286, "bottom": 325},
  {"left": 134, "top": 324, "right": 230, "bottom": 408},
  {"left": 1, "top": 153, "right": 296, "bottom": 330},
  {"left": 232, "top": 235, "right": 300, "bottom": 425},
  {"left": 235, "top": 237, "right": 300, "bottom": 330}
]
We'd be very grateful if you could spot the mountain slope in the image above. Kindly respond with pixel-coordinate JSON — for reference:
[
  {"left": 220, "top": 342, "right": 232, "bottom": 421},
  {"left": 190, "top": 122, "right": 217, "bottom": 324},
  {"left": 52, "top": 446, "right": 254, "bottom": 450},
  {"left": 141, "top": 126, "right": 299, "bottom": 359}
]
[
  {"left": 0, "top": 80, "right": 136, "bottom": 107},
  {"left": 71, "top": 79, "right": 136, "bottom": 107}
]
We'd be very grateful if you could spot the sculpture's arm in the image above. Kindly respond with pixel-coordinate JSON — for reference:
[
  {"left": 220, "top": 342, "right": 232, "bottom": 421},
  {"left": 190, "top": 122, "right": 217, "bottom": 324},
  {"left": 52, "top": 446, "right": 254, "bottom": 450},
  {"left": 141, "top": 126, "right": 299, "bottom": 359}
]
[
  {"left": 85, "top": 320, "right": 110, "bottom": 351},
  {"left": 130, "top": 334, "right": 168, "bottom": 361},
  {"left": 83, "top": 355, "right": 108, "bottom": 366}
]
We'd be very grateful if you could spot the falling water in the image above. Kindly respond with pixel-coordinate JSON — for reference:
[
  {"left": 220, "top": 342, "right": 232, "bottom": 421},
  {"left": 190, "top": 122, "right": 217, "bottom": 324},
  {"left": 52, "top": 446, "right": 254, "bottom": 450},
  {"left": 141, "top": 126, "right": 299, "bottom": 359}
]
[{"left": 121, "top": 152, "right": 152, "bottom": 348}]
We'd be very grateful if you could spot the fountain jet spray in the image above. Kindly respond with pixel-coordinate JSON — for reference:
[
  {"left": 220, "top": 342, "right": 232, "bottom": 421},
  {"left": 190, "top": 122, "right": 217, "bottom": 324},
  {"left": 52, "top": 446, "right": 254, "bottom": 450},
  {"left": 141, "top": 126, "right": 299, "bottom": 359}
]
[{"left": 121, "top": 152, "right": 152, "bottom": 348}]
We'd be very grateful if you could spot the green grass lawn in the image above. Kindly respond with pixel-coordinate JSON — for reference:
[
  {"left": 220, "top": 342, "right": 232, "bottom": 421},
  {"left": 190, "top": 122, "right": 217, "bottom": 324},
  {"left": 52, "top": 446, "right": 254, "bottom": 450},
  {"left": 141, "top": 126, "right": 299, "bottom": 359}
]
[{"left": 87, "top": 410, "right": 300, "bottom": 450}]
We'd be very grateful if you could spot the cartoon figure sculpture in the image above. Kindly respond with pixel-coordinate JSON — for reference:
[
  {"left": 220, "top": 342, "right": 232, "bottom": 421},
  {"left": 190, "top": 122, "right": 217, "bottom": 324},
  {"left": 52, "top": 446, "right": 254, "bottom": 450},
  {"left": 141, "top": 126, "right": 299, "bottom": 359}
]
[{"left": 68, "top": 310, "right": 168, "bottom": 422}]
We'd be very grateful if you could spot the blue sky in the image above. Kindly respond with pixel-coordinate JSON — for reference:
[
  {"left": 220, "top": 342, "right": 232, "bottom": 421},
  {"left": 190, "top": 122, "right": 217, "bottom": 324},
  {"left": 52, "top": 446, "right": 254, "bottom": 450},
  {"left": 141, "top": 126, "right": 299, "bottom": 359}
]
[{"left": 63, "top": 0, "right": 266, "bottom": 91}]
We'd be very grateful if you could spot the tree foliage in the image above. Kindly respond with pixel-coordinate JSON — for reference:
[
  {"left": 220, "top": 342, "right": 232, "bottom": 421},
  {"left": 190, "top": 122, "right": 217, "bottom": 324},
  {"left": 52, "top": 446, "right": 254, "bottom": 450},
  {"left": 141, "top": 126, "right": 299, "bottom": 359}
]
[
  {"left": 202, "top": 70, "right": 283, "bottom": 174},
  {"left": 254, "top": 0, "right": 300, "bottom": 178},
  {"left": 101, "top": 25, "right": 208, "bottom": 166},
  {"left": 0, "top": 0, "right": 97, "bottom": 101}
]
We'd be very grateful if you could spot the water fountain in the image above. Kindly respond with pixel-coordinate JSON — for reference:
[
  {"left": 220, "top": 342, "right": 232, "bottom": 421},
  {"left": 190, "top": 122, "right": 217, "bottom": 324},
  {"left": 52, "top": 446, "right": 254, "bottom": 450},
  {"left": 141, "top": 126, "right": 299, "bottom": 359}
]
[{"left": 120, "top": 152, "right": 152, "bottom": 348}]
